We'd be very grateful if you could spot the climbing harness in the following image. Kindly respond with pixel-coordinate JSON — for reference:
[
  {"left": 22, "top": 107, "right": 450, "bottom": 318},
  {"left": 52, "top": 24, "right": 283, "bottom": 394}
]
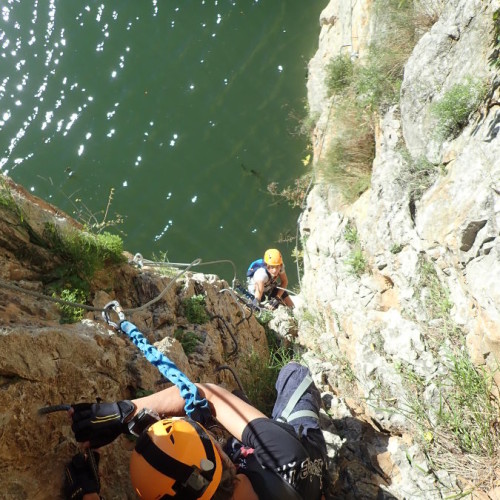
[
  {"left": 233, "top": 282, "right": 296, "bottom": 315},
  {"left": 102, "top": 300, "right": 211, "bottom": 424},
  {"left": 234, "top": 284, "right": 255, "bottom": 303},
  {"left": 232, "top": 284, "right": 266, "bottom": 318}
]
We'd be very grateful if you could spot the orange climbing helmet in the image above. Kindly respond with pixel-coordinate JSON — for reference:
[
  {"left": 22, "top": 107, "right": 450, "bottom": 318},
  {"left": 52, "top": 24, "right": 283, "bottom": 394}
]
[
  {"left": 264, "top": 248, "right": 283, "bottom": 266},
  {"left": 130, "top": 418, "right": 223, "bottom": 500}
]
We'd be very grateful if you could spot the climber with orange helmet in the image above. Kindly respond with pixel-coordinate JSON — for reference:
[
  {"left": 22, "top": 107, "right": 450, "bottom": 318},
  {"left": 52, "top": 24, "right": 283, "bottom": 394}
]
[
  {"left": 247, "top": 248, "right": 294, "bottom": 309},
  {"left": 64, "top": 362, "right": 329, "bottom": 500}
]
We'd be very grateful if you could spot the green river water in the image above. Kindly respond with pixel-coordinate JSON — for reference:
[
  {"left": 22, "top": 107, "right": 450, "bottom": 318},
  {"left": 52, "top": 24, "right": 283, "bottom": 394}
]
[{"left": 0, "top": 1, "right": 326, "bottom": 287}]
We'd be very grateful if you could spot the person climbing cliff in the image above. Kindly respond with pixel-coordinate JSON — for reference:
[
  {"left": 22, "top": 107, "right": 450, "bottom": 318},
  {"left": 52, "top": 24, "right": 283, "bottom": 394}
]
[
  {"left": 63, "top": 362, "right": 330, "bottom": 500},
  {"left": 247, "top": 248, "right": 294, "bottom": 310}
]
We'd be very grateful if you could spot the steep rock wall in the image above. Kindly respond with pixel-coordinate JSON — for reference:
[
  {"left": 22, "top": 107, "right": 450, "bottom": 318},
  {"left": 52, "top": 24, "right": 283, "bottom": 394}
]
[
  {"left": 300, "top": 0, "right": 500, "bottom": 498},
  {"left": 0, "top": 179, "right": 268, "bottom": 499}
]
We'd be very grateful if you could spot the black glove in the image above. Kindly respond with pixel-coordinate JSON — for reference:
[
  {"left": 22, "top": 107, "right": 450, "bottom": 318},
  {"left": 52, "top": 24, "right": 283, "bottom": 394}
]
[
  {"left": 268, "top": 298, "right": 279, "bottom": 309},
  {"left": 71, "top": 400, "right": 135, "bottom": 448},
  {"left": 63, "top": 451, "right": 100, "bottom": 500}
]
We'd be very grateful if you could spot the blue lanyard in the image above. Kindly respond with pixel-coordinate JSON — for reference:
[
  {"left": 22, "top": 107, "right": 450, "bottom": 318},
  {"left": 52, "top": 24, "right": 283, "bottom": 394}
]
[{"left": 119, "top": 320, "right": 211, "bottom": 423}]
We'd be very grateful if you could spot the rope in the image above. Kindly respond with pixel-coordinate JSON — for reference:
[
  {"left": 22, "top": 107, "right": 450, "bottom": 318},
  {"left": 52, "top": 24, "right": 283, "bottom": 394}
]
[
  {"left": 274, "top": 285, "right": 298, "bottom": 297},
  {"left": 0, "top": 252, "right": 283, "bottom": 327},
  {"left": 131, "top": 254, "right": 237, "bottom": 289},
  {"left": 294, "top": 0, "right": 358, "bottom": 289},
  {"left": 211, "top": 315, "right": 238, "bottom": 357},
  {"left": 37, "top": 404, "right": 72, "bottom": 415},
  {"left": 294, "top": 170, "right": 315, "bottom": 290},
  {"left": 0, "top": 278, "right": 102, "bottom": 312},
  {"left": 218, "top": 288, "right": 252, "bottom": 324},
  {"left": 294, "top": 17, "right": 346, "bottom": 289},
  {"left": 123, "top": 259, "right": 200, "bottom": 314},
  {"left": 0, "top": 259, "right": 200, "bottom": 314},
  {"left": 214, "top": 365, "right": 246, "bottom": 395}
]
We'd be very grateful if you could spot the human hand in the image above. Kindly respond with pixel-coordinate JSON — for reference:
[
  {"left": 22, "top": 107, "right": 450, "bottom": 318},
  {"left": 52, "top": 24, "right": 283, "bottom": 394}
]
[
  {"left": 71, "top": 400, "right": 135, "bottom": 448},
  {"left": 268, "top": 298, "right": 279, "bottom": 309},
  {"left": 63, "top": 451, "right": 100, "bottom": 500},
  {"left": 251, "top": 298, "right": 260, "bottom": 310}
]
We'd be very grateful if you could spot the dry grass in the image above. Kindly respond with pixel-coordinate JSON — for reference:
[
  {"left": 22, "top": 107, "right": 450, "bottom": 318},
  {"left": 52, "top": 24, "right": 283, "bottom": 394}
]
[
  {"left": 414, "top": 0, "right": 446, "bottom": 33},
  {"left": 318, "top": 0, "right": 428, "bottom": 201},
  {"left": 431, "top": 446, "right": 500, "bottom": 494},
  {"left": 300, "top": 0, "right": 446, "bottom": 202},
  {"left": 315, "top": 102, "right": 375, "bottom": 201},
  {"left": 405, "top": 351, "right": 500, "bottom": 495}
]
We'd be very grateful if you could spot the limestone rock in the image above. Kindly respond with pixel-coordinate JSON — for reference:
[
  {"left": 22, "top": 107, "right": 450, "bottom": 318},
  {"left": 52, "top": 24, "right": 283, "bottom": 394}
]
[{"left": 301, "top": 0, "right": 500, "bottom": 497}]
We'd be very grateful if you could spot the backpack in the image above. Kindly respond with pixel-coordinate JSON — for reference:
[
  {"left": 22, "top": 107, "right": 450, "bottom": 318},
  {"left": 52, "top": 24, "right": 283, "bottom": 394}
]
[{"left": 246, "top": 258, "right": 267, "bottom": 278}]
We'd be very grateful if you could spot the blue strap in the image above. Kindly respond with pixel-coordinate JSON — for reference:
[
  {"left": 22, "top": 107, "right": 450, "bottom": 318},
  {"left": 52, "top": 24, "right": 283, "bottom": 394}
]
[{"left": 119, "top": 320, "right": 211, "bottom": 424}]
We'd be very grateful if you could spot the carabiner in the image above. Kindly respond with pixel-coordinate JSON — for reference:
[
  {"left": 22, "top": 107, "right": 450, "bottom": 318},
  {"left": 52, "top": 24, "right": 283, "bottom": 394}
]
[
  {"left": 102, "top": 300, "right": 126, "bottom": 330},
  {"left": 131, "top": 253, "right": 144, "bottom": 268}
]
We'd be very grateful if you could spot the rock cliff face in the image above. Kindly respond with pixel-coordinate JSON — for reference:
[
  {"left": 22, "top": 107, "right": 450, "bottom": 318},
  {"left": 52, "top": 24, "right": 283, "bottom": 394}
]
[
  {"left": 0, "top": 179, "right": 268, "bottom": 498},
  {"left": 300, "top": 0, "right": 500, "bottom": 498}
]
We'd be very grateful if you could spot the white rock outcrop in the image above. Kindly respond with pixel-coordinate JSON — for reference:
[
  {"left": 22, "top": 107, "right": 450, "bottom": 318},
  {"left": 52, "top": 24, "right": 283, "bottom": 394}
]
[{"left": 300, "top": 0, "right": 500, "bottom": 497}]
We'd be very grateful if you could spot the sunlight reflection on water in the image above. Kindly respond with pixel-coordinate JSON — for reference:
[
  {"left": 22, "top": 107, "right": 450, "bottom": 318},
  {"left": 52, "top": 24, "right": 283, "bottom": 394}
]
[{"left": 0, "top": 0, "right": 324, "bottom": 285}]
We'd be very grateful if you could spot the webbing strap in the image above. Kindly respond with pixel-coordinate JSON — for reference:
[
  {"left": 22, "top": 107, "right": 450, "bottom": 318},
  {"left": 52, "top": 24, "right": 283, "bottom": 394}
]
[
  {"left": 136, "top": 432, "right": 194, "bottom": 483},
  {"left": 277, "top": 375, "right": 319, "bottom": 423},
  {"left": 120, "top": 321, "right": 211, "bottom": 423},
  {"left": 284, "top": 410, "right": 319, "bottom": 422}
]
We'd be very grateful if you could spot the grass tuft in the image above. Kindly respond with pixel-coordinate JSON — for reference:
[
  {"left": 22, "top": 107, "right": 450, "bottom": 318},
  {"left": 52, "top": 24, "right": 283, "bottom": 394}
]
[
  {"left": 173, "top": 328, "right": 203, "bottom": 356},
  {"left": 182, "top": 294, "right": 210, "bottom": 324},
  {"left": 400, "top": 149, "right": 442, "bottom": 201},
  {"left": 346, "top": 249, "right": 367, "bottom": 277},
  {"left": 438, "top": 351, "right": 500, "bottom": 456},
  {"left": 43, "top": 223, "right": 125, "bottom": 285},
  {"left": 316, "top": 103, "right": 374, "bottom": 201},
  {"left": 240, "top": 344, "right": 302, "bottom": 416},
  {"left": 326, "top": 54, "right": 354, "bottom": 95},
  {"left": 356, "top": 0, "right": 419, "bottom": 111},
  {"left": 343, "top": 222, "right": 367, "bottom": 277},
  {"left": 431, "top": 77, "right": 488, "bottom": 140},
  {"left": 53, "top": 287, "right": 86, "bottom": 324}
]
